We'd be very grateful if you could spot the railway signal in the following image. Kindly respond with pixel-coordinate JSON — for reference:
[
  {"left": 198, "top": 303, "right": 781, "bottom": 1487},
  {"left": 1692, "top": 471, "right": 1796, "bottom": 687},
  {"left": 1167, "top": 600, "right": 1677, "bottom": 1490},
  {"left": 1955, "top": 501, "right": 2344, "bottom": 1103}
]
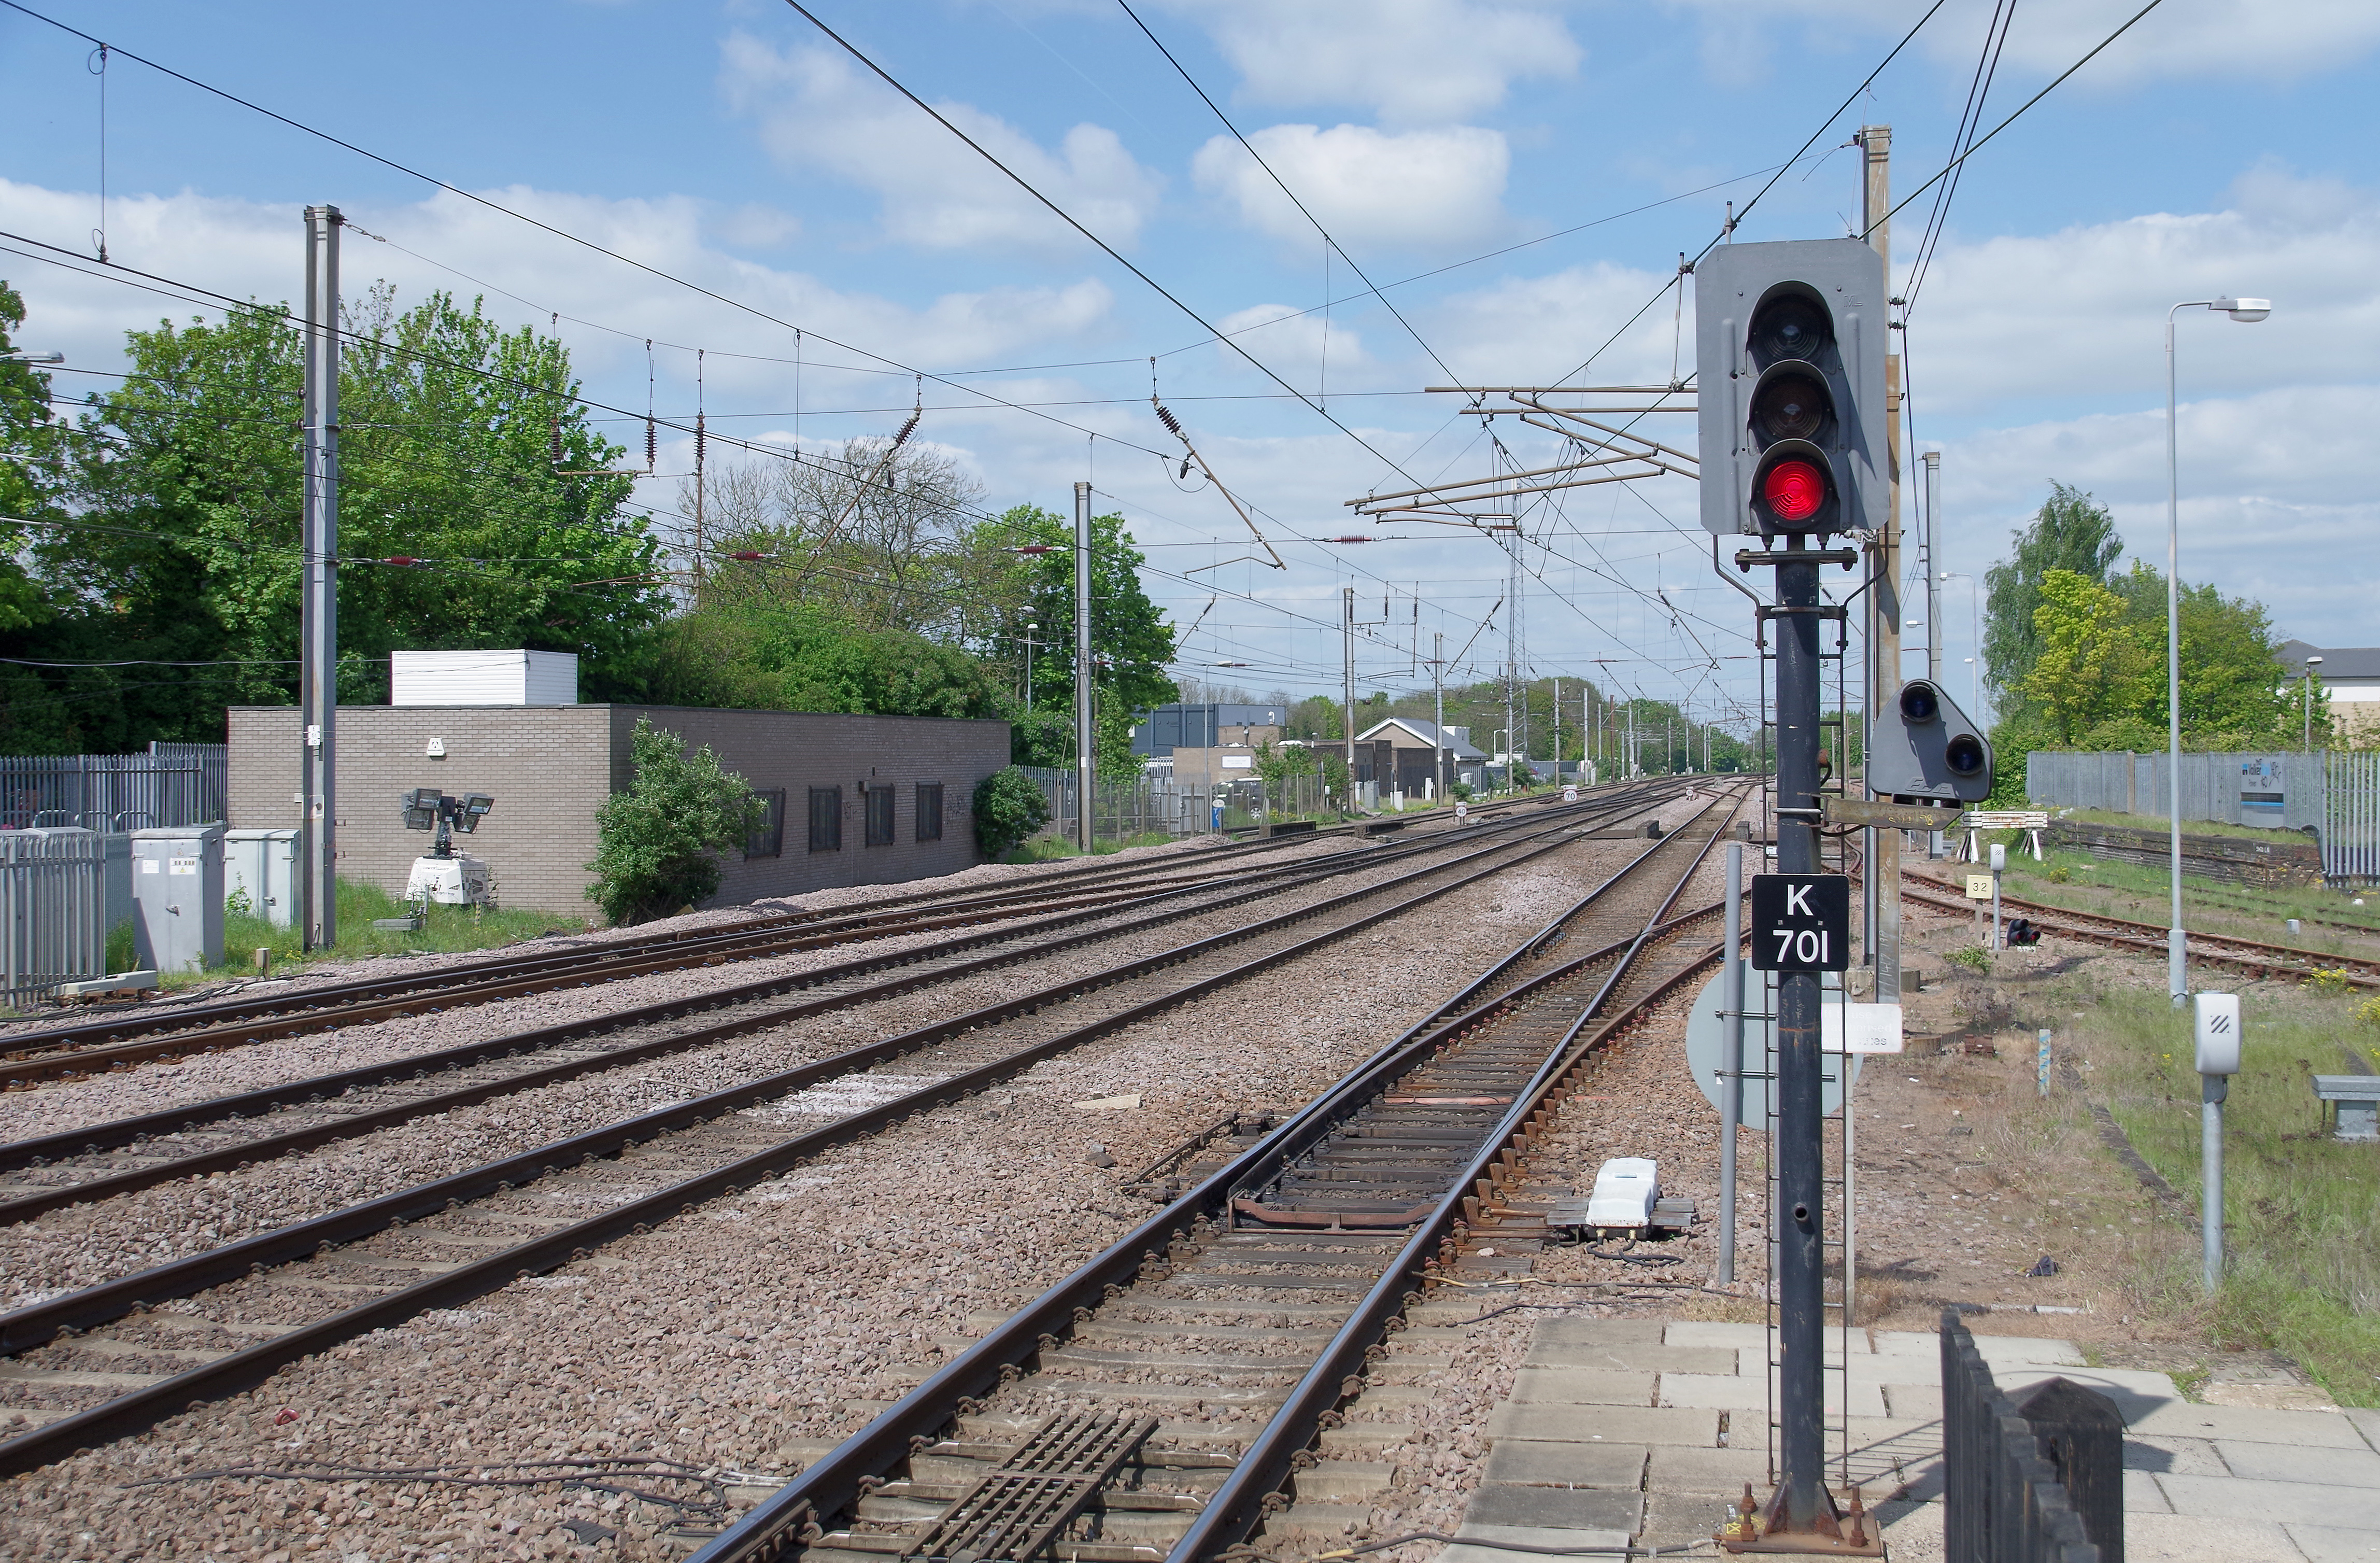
[
  {"left": 1700, "top": 236, "right": 1888, "bottom": 1552},
  {"left": 1866, "top": 677, "right": 1995, "bottom": 804}
]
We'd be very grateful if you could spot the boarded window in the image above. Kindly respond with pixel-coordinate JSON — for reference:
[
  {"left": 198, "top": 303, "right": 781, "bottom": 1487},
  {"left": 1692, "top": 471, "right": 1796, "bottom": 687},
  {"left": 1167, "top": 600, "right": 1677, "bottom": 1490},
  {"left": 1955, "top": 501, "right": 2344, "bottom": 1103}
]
[
  {"left": 866, "top": 784, "right": 897, "bottom": 847},
  {"left": 745, "top": 787, "right": 786, "bottom": 858},
  {"left": 808, "top": 786, "right": 842, "bottom": 852},
  {"left": 915, "top": 783, "right": 943, "bottom": 842}
]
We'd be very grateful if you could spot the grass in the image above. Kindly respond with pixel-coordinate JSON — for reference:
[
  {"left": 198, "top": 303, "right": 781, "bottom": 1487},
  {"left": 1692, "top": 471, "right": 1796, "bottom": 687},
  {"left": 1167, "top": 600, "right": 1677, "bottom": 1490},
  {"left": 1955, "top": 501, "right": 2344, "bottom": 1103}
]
[
  {"left": 1002, "top": 830, "right": 1186, "bottom": 863},
  {"left": 1956, "top": 841, "right": 2380, "bottom": 953},
  {"left": 2073, "top": 983, "right": 2380, "bottom": 1407},
  {"left": 170, "top": 877, "right": 590, "bottom": 986},
  {"left": 2056, "top": 806, "right": 2320, "bottom": 845}
]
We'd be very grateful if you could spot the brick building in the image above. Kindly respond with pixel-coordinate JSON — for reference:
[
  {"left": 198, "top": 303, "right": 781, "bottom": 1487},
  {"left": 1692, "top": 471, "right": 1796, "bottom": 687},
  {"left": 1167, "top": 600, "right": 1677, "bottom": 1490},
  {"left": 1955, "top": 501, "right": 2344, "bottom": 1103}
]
[{"left": 228, "top": 705, "right": 1010, "bottom": 915}]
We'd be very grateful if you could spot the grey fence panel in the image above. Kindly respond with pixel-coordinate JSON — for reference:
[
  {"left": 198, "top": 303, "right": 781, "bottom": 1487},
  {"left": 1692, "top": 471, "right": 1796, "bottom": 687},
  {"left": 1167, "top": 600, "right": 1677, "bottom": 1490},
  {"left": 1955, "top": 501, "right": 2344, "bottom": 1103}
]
[
  {"left": 0, "top": 743, "right": 227, "bottom": 832},
  {"left": 2327, "top": 752, "right": 2380, "bottom": 882},
  {"left": 2029, "top": 750, "right": 2329, "bottom": 834},
  {"left": 3, "top": 828, "right": 109, "bottom": 1003}
]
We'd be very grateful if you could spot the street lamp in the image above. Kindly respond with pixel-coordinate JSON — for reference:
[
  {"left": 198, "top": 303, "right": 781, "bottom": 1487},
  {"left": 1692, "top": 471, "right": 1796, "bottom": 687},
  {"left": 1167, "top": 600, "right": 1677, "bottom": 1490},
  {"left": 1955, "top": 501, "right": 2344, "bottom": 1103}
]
[
  {"left": 1, "top": 350, "right": 63, "bottom": 364},
  {"left": 1019, "top": 620, "right": 1039, "bottom": 713},
  {"left": 2165, "top": 297, "right": 2272, "bottom": 1008},
  {"left": 2303, "top": 655, "right": 2324, "bottom": 752}
]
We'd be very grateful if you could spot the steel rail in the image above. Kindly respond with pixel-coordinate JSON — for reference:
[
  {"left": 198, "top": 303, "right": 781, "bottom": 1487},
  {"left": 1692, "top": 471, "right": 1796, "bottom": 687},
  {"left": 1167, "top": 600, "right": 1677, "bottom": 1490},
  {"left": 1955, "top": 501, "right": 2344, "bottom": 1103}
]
[
  {"left": 0, "top": 785, "right": 1692, "bottom": 1476},
  {"left": 682, "top": 785, "right": 1748, "bottom": 1563},
  {"left": 0, "top": 785, "right": 1676, "bottom": 1208},
  {"left": 1900, "top": 878, "right": 2380, "bottom": 988}
]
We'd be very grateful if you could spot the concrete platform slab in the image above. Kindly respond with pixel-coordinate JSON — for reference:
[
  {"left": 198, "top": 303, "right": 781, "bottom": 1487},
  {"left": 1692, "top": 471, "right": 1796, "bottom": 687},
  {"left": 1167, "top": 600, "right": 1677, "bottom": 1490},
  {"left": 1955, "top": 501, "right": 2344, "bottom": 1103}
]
[
  {"left": 2346, "top": 1407, "right": 2380, "bottom": 1453},
  {"left": 1532, "top": 1318, "right": 1668, "bottom": 1347},
  {"left": 2286, "top": 1522, "right": 2380, "bottom": 1562},
  {"left": 2158, "top": 1472, "right": 2380, "bottom": 1527},
  {"left": 1871, "top": 1329, "right": 2082, "bottom": 1366},
  {"left": 2124, "top": 1511, "right": 2312, "bottom": 1561},
  {"left": 2130, "top": 1401, "right": 2371, "bottom": 1448},
  {"left": 1484, "top": 1402, "right": 1721, "bottom": 1447},
  {"left": 2123, "top": 1434, "right": 2228, "bottom": 1478},
  {"left": 1661, "top": 1322, "right": 1770, "bottom": 1349},
  {"left": 1465, "top": 1483, "right": 1645, "bottom": 1533},
  {"left": 1525, "top": 1342, "right": 1737, "bottom": 1375},
  {"left": 1637, "top": 1492, "right": 1744, "bottom": 1549},
  {"left": 2216, "top": 1440, "right": 2380, "bottom": 1487},
  {"left": 1442, "top": 1522, "right": 1633, "bottom": 1563},
  {"left": 1656, "top": 1371, "right": 1887, "bottom": 1418},
  {"left": 1508, "top": 1367, "right": 1656, "bottom": 1405},
  {"left": 1480, "top": 1439, "right": 1649, "bottom": 1490},
  {"left": 1642, "top": 1445, "right": 1772, "bottom": 1497},
  {"left": 1883, "top": 1366, "right": 2181, "bottom": 1425}
]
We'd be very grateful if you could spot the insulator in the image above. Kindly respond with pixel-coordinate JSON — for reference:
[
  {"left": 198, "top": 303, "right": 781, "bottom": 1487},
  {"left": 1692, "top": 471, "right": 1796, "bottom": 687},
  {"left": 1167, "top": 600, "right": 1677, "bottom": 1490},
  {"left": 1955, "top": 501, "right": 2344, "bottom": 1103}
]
[
  {"left": 645, "top": 416, "right": 657, "bottom": 470},
  {"left": 893, "top": 413, "right": 920, "bottom": 447},
  {"left": 695, "top": 412, "right": 706, "bottom": 468},
  {"left": 1154, "top": 402, "right": 1184, "bottom": 436},
  {"left": 549, "top": 417, "right": 562, "bottom": 465}
]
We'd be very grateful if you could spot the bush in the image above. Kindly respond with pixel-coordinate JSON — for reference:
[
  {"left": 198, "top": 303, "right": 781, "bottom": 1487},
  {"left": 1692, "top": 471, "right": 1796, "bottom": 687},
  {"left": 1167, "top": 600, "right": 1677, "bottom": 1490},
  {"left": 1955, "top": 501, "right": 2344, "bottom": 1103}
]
[
  {"left": 973, "top": 766, "right": 1052, "bottom": 859},
  {"left": 1449, "top": 780, "right": 1475, "bottom": 802},
  {"left": 585, "top": 718, "right": 764, "bottom": 925},
  {"left": 1946, "top": 945, "right": 1993, "bottom": 973}
]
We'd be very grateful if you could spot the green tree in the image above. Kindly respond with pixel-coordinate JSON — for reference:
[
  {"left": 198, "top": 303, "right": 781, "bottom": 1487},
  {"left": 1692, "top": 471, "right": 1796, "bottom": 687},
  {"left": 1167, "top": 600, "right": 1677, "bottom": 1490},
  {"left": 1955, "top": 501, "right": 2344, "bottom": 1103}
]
[
  {"left": 0, "top": 280, "right": 61, "bottom": 635},
  {"left": 971, "top": 504, "right": 1175, "bottom": 775},
  {"left": 2020, "top": 570, "right": 2156, "bottom": 744},
  {"left": 1982, "top": 483, "right": 2124, "bottom": 709},
  {"left": 645, "top": 599, "right": 1005, "bottom": 719},
  {"left": 2108, "top": 562, "right": 2303, "bottom": 747},
  {"left": 4, "top": 285, "right": 664, "bottom": 752},
  {"left": 585, "top": 718, "right": 763, "bottom": 924}
]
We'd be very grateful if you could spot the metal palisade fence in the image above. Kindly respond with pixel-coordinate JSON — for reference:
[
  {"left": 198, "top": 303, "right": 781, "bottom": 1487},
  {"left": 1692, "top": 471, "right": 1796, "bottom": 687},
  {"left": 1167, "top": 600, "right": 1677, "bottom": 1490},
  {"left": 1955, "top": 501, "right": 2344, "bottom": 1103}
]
[
  {"left": 2, "top": 829, "right": 109, "bottom": 1004},
  {"left": 0, "top": 743, "right": 227, "bottom": 832},
  {"left": 2326, "top": 751, "right": 2380, "bottom": 883}
]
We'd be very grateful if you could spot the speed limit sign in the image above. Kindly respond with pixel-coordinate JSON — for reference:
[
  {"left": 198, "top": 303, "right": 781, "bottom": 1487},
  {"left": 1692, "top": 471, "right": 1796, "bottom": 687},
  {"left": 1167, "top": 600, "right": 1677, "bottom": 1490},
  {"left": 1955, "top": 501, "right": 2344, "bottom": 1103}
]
[
  {"left": 1750, "top": 874, "right": 1850, "bottom": 973},
  {"left": 1562, "top": 784, "right": 1579, "bottom": 803},
  {"left": 1454, "top": 801, "right": 1469, "bottom": 822}
]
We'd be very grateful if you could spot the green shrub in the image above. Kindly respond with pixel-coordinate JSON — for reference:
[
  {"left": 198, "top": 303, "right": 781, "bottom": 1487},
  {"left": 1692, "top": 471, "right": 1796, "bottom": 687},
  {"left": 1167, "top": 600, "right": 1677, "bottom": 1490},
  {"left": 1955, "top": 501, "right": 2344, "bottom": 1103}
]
[
  {"left": 585, "top": 717, "right": 764, "bottom": 925},
  {"left": 973, "top": 766, "right": 1052, "bottom": 860},
  {"left": 1449, "top": 780, "right": 1475, "bottom": 802},
  {"left": 1946, "top": 945, "right": 1992, "bottom": 973}
]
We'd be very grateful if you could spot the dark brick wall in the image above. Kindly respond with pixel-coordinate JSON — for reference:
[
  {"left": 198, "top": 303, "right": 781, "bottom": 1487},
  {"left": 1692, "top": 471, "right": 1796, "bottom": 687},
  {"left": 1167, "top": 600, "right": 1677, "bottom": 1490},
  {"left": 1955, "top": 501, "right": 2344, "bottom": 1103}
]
[{"left": 228, "top": 706, "right": 1009, "bottom": 915}]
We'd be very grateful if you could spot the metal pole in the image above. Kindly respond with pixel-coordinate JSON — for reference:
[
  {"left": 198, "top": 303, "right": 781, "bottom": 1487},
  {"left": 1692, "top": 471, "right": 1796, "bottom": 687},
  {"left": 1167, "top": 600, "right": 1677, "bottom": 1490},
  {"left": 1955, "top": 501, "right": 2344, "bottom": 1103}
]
[
  {"left": 1074, "top": 480, "right": 1093, "bottom": 853},
  {"left": 2165, "top": 307, "right": 2187, "bottom": 1007},
  {"left": 2202, "top": 1075, "right": 2225, "bottom": 1287},
  {"left": 1553, "top": 678, "right": 1562, "bottom": 784},
  {"left": 1719, "top": 841, "right": 1745, "bottom": 1284},
  {"left": 1343, "top": 585, "right": 1357, "bottom": 808},
  {"left": 1922, "top": 451, "right": 1943, "bottom": 683},
  {"left": 300, "top": 204, "right": 342, "bottom": 953},
  {"left": 1773, "top": 538, "right": 1826, "bottom": 1529},
  {"left": 1433, "top": 632, "right": 1446, "bottom": 802},
  {"left": 1864, "top": 124, "right": 1903, "bottom": 1006}
]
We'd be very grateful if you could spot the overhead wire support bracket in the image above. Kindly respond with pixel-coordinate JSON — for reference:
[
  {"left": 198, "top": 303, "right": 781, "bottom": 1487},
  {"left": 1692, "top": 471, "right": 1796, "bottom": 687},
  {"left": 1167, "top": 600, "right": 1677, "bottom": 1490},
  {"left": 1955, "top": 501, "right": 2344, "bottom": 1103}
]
[{"left": 1152, "top": 396, "right": 1285, "bottom": 570}]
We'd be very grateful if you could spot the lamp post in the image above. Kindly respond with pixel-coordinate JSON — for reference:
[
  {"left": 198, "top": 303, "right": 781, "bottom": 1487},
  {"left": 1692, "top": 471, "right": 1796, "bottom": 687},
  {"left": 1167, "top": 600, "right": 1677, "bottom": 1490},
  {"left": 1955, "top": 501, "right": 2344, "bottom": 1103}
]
[
  {"left": 2165, "top": 297, "right": 2272, "bottom": 1008},
  {"left": 2303, "top": 655, "right": 2324, "bottom": 752},
  {"left": 1939, "top": 570, "right": 1983, "bottom": 714},
  {"left": 1019, "top": 621, "right": 1039, "bottom": 714},
  {"left": 0, "top": 350, "right": 64, "bottom": 364}
]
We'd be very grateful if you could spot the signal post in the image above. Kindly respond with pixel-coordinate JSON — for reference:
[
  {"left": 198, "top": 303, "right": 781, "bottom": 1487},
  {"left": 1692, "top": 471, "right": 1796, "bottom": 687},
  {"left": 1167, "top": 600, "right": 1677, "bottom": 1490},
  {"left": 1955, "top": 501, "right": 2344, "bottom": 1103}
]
[{"left": 1699, "top": 238, "right": 1888, "bottom": 1552}]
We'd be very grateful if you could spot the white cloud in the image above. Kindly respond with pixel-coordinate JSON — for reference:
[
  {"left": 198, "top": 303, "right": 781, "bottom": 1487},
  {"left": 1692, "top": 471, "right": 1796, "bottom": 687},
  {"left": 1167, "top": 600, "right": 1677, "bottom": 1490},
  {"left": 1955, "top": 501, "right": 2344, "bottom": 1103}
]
[
  {"left": 1192, "top": 123, "right": 1510, "bottom": 251},
  {"left": 0, "top": 178, "right": 1117, "bottom": 393},
  {"left": 1663, "top": 0, "right": 2380, "bottom": 86},
  {"left": 718, "top": 33, "right": 1162, "bottom": 252},
  {"left": 1164, "top": 0, "right": 1581, "bottom": 124},
  {"left": 1938, "top": 385, "right": 2380, "bottom": 646},
  {"left": 1430, "top": 258, "right": 1687, "bottom": 385},
  {"left": 1210, "top": 301, "right": 1372, "bottom": 396},
  {"left": 1892, "top": 164, "right": 2380, "bottom": 416}
]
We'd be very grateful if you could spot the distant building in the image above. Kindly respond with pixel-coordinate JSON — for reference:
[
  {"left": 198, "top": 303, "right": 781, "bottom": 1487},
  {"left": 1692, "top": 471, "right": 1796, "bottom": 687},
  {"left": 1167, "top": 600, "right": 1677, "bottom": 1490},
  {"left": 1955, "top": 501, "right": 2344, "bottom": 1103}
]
[
  {"left": 228, "top": 703, "right": 1007, "bottom": 915},
  {"left": 1131, "top": 702, "right": 1287, "bottom": 758},
  {"left": 2279, "top": 641, "right": 2380, "bottom": 741},
  {"left": 1356, "top": 718, "right": 1488, "bottom": 796}
]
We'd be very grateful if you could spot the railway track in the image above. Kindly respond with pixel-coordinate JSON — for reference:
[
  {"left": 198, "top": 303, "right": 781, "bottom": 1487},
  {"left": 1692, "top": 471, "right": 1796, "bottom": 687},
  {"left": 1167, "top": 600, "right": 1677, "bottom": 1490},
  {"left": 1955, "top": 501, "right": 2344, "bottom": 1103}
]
[
  {"left": 0, "top": 786, "right": 1682, "bottom": 1225},
  {"left": 683, "top": 786, "right": 1748, "bottom": 1563},
  {"left": 0, "top": 816, "right": 1479, "bottom": 1088},
  {"left": 1901, "top": 873, "right": 2380, "bottom": 988},
  {"left": 0, "top": 778, "right": 1723, "bottom": 1480}
]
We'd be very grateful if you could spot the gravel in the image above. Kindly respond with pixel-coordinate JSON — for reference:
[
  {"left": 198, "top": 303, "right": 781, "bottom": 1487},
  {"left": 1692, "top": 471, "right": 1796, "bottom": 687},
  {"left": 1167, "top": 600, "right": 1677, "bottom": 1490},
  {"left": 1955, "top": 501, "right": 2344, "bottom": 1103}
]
[{"left": 0, "top": 798, "right": 1705, "bottom": 1562}]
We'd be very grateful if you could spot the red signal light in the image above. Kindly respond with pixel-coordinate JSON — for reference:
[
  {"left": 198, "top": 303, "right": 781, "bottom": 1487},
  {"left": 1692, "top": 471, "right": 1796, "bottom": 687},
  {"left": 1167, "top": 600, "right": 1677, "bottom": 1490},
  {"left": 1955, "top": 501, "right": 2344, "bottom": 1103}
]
[{"left": 1761, "top": 459, "right": 1826, "bottom": 525}]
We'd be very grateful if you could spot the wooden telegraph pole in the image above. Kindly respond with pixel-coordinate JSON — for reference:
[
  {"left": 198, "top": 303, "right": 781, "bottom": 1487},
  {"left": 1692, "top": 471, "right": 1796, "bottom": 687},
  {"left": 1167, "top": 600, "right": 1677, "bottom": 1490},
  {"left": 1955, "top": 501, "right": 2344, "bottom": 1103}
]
[{"left": 1859, "top": 125, "right": 1905, "bottom": 1005}]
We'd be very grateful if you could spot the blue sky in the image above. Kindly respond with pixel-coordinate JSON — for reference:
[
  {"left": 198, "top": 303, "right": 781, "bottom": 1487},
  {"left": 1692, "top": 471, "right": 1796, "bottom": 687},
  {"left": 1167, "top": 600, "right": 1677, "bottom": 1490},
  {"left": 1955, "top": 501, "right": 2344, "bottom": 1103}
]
[{"left": 7, "top": 0, "right": 2377, "bottom": 736}]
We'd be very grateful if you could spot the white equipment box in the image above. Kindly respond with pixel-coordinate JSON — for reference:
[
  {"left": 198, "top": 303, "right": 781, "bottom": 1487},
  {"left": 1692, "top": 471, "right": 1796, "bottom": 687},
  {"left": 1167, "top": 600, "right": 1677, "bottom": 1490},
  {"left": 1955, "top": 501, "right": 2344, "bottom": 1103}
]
[
  {"left": 1583, "top": 1157, "right": 1661, "bottom": 1229},
  {"left": 405, "top": 854, "right": 491, "bottom": 907}
]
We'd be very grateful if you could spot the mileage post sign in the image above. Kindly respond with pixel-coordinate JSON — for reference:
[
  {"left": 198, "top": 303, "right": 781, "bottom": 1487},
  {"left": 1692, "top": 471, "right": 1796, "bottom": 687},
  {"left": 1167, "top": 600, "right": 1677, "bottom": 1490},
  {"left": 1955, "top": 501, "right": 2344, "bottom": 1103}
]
[{"left": 1750, "top": 873, "right": 1851, "bottom": 972}]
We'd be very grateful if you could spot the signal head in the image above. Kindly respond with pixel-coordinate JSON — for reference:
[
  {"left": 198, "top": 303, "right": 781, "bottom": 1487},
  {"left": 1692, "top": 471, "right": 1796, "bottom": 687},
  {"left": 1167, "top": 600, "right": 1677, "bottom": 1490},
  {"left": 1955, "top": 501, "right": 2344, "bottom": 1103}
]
[
  {"left": 1748, "top": 291, "right": 1833, "bottom": 370},
  {"left": 1945, "top": 733, "right": 1987, "bottom": 778},
  {"left": 1899, "top": 682, "right": 1942, "bottom": 724},
  {"left": 1753, "top": 448, "right": 1834, "bottom": 531}
]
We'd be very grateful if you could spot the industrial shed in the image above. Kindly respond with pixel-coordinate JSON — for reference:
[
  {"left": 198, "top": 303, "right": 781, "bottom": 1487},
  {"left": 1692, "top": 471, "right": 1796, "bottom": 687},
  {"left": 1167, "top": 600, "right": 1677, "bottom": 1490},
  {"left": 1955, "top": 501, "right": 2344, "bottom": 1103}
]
[{"left": 226, "top": 705, "right": 1010, "bottom": 915}]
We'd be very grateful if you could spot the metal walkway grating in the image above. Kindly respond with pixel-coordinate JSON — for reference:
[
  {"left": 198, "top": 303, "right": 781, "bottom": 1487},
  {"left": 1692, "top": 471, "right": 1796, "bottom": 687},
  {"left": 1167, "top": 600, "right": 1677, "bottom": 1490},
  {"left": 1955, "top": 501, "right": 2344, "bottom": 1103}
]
[{"left": 901, "top": 1412, "right": 1158, "bottom": 1562}]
